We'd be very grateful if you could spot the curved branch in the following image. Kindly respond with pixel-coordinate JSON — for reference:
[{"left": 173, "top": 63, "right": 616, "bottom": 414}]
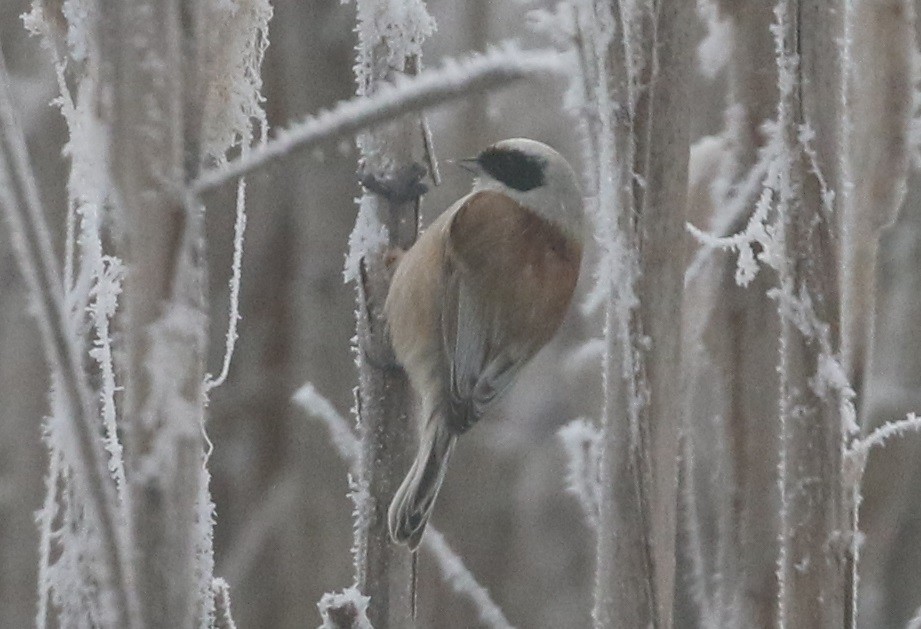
[{"left": 191, "top": 46, "right": 564, "bottom": 196}]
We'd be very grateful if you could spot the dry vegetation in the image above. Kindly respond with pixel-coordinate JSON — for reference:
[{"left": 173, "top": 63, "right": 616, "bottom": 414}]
[{"left": 3, "top": 1, "right": 921, "bottom": 628}]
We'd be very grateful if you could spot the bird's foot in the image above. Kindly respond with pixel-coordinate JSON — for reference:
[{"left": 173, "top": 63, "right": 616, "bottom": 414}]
[
  {"left": 361, "top": 342, "right": 403, "bottom": 372},
  {"left": 359, "top": 162, "right": 429, "bottom": 204},
  {"left": 357, "top": 255, "right": 404, "bottom": 372}
]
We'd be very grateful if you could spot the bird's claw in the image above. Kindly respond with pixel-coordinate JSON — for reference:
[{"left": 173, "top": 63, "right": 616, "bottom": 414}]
[
  {"left": 357, "top": 254, "right": 405, "bottom": 373},
  {"left": 359, "top": 162, "right": 429, "bottom": 204}
]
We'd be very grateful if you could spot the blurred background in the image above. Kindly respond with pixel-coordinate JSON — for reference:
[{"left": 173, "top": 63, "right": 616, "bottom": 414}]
[{"left": 2, "top": 1, "right": 920, "bottom": 628}]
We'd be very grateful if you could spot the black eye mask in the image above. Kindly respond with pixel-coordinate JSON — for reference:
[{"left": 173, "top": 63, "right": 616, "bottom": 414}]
[{"left": 476, "top": 147, "right": 546, "bottom": 192}]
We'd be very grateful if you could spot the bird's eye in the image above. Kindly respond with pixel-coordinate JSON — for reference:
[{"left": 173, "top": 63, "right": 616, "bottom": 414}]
[{"left": 477, "top": 148, "right": 546, "bottom": 192}]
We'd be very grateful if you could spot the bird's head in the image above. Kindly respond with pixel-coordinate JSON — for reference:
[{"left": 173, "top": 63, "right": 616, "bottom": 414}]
[{"left": 461, "top": 138, "right": 584, "bottom": 241}]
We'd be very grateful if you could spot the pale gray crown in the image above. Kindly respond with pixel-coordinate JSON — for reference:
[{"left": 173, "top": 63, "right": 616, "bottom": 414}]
[{"left": 470, "top": 138, "right": 584, "bottom": 240}]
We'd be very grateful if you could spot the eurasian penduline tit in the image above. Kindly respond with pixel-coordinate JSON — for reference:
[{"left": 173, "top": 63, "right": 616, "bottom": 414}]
[{"left": 384, "top": 138, "right": 584, "bottom": 550}]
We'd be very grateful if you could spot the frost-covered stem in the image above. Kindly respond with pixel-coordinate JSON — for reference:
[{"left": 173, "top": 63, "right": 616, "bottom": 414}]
[
  {"left": 293, "top": 383, "right": 512, "bottom": 628},
  {"left": 849, "top": 413, "right": 921, "bottom": 458},
  {"left": 91, "top": 258, "right": 128, "bottom": 500},
  {"left": 423, "top": 529, "right": 514, "bottom": 629},
  {"left": 211, "top": 578, "right": 237, "bottom": 629},
  {"left": 206, "top": 176, "right": 247, "bottom": 390},
  {"left": 0, "top": 44, "right": 138, "bottom": 629},
  {"left": 192, "top": 47, "right": 562, "bottom": 195},
  {"left": 36, "top": 446, "right": 62, "bottom": 629},
  {"left": 843, "top": 0, "right": 914, "bottom": 391},
  {"left": 98, "top": 1, "right": 208, "bottom": 626},
  {"left": 64, "top": 197, "right": 75, "bottom": 292},
  {"left": 774, "top": 1, "right": 851, "bottom": 626},
  {"left": 590, "top": 0, "right": 651, "bottom": 624},
  {"left": 558, "top": 418, "right": 601, "bottom": 529},
  {"left": 678, "top": 434, "right": 716, "bottom": 629},
  {"left": 349, "top": 3, "right": 434, "bottom": 626},
  {"left": 592, "top": 1, "right": 693, "bottom": 627},
  {"left": 700, "top": 2, "right": 782, "bottom": 626},
  {"left": 351, "top": 147, "right": 418, "bottom": 625},
  {"left": 777, "top": 307, "right": 790, "bottom": 629},
  {"left": 628, "top": 2, "right": 692, "bottom": 625}
]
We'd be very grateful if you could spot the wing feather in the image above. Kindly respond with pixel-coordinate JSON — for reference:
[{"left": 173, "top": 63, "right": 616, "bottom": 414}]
[{"left": 440, "top": 190, "right": 581, "bottom": 434}]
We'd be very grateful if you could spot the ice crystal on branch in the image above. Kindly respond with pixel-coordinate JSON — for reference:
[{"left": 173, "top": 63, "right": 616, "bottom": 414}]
[
  {"left": 201, "top": 0, "right": 272, "bottom": 161},
  {"left": 353, "top": 0, "right": 436, "bottom": 97},
  {"left": 558, "top": 418, "right": 602, "bottom": 529},
  {"left": 696, "top": 0, "right": 731, "bottom": 79},
  {"left": 317, "top": 587, "right": 372, "bottom": 629},
  {"left": 87, "top": 255, "right": 127, "bottom": 498}
]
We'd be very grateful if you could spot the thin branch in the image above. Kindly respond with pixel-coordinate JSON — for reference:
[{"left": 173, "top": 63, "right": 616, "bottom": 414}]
[
  {"left": 205, "top": 176, "right": 248, "bottom": 391},
  {"left": 216, "top": 472, "right": 301, "bottom": 586},
  {"left": 64, "top": 198, "right": 76, "bottom": 292},
  {"left": 88, "top": 256, "right": 129, "bottom": 501},
  {"left": 422, "top": 529, "right": 514, "bottom": 629},
  {"left": 36, "top": 446, "right": 63, "bottom": 629},
  {"left": 0, "top": 42, "right": 139, "bottom": 629},
  {"left": 191, "top": 46, "right": 564, "bottom": 195},
  {"left": 292, "top": 383, "right": 514, "bottom": 629},
  {"left": 848, "top": 413, "right": 921, "bottom": 458},
  {"left": 212, "top": 578, "right": 238, "bottom": 629},
  {"left": 557, "top": 418, "right": 601, "bottom": 530},
  {"left": 420, "top": 113, "right": 441, "bottom": 186},
  {"left": 679, "top": 433, "right": 717, "bottom": 629},
  {"left": 294, "top": 384, "right": 361, "bottom": 462}
]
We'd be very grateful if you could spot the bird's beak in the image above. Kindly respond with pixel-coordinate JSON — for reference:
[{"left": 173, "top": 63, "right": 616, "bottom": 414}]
[{"left": 448, "top": 157, "right": 480, "bottom": 174}]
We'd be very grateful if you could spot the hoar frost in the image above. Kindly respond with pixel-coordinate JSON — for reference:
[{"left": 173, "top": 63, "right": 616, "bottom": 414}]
[
  {"left": 317, "top": 588, "right": 372, "bottom": 629},
  {"left": 345, "top": 0, "right": 434, "bottom": 284}
]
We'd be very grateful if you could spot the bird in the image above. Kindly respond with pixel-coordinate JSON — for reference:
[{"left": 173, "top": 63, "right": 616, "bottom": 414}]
[{"left": 384, "top": 138, "right": 585, "bottom": 550}]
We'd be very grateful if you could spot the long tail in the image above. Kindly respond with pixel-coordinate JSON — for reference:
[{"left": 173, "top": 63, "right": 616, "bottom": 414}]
[{"left": 388, "top": 416, "right": 456, "bottom": 550}]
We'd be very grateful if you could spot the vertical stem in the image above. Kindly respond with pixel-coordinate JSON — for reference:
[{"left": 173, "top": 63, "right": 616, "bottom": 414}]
[
  {"left": 351, "top": 4, "right": 431, "bottom": 627},
  {"left": 353, "top": 297, "right": 416, "bottom": 628},
  {"left": 591, "top": 3, "right": 648, "bottom": 621},
  {"left": 0, "top": 41, "right": 138, "bottom": 629},
  {"left": 697, "top": 2, "right": 782, "bottom": 625},
  {"left": 843, "top": 0, "right": 914, "bottom": 391},
  {"left": 776, "top": 0, "right": 850, "bottom": 626},
  {"left": 593, "top": 1, "right": 693, "bottom": 627},
  {"left": 853, "top": 5, "right": 920, "bottom": 621},
  {"left": 633, "top": 4, "right": 693, "bottom": 619},
  {"left": 98, "top": 1, "right": 207, "bottom": 627}
]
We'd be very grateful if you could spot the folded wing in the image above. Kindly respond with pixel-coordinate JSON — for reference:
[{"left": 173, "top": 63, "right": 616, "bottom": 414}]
[{"left": 441, "top": 190, "right": 581, "bottom": 434}]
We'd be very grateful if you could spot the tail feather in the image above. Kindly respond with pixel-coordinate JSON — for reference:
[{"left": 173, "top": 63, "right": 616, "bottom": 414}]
[{"left": 388, "top": 418, "right": 456, "bottom": 550}]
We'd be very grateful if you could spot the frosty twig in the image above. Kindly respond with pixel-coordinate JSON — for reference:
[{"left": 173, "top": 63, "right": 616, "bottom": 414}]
[
  {"left": 192, "top": 46, "right": 563, "bottom": 196},
  {"left": 293, "top": 383, "right": 514, "bottom": 629},
  {"left": 0, "top": 43, "right": 138, "bottom": 629}
]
